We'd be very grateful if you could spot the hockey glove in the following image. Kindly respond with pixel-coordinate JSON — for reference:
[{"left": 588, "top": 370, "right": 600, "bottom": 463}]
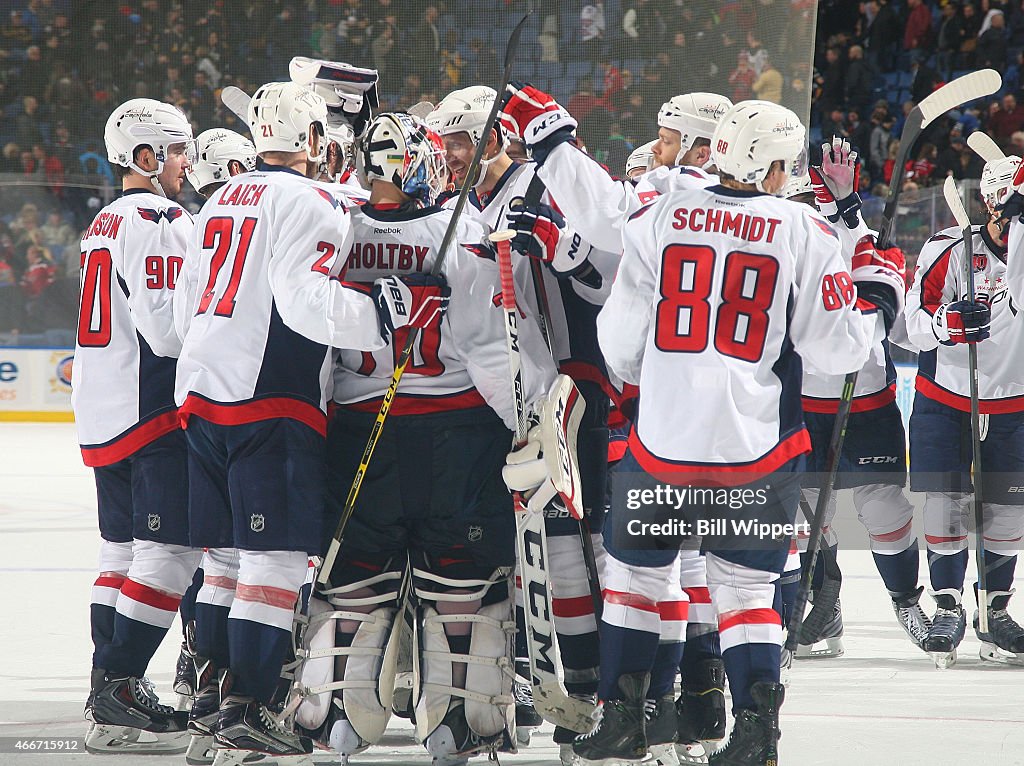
[
  {"left": 851, "top": 235, "right": 906, "bottom": 334},
  {"left": 997, "top": 161, "right": 1024, "bottom": 224},
  {"left": 809, "top": 136, "right": 862, "bottom": 229},
  {"left": 506, "top": 201, "right": 592, "bottom": 277},
  {"left": 500, "top": 81, "right": 577, "bottom": 164},
  {"left": 372, "top": 273, "right": 450, "bottom": 340},
  {"left": 932, "top": 300, "right": 991, "bottom": 344}
]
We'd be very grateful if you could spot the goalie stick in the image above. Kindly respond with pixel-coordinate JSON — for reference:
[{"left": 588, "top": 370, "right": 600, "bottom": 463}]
[
  {"left": 942, "top": 175, "right": 990, "bottom": 635},
  {"left": 317, "top": 11, "right": 533, "bottom": 587},
  {"left": 490, "top": 230, "right": 596, "bottom": 733},
  {"left": 784, "top": 69, "right": 1002, "bottom": 662}
]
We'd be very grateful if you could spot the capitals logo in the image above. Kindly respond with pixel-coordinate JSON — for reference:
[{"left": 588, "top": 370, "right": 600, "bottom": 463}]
[{"left": 138, "top": 207, "right": 184, "bottom": 224}]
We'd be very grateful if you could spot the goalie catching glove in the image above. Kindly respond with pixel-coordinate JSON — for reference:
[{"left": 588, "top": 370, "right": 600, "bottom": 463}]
[
  {"left": 372, "top": 273, "right": 450, "bottom": 341},
  {"left": 502, "top": 375, "right": 586, "bottom": 518},
  {"left": 499, "top": 81, "right": 577, "bottom": 164},
  {"left": 851, "top": 235, "right": 906, "bottom": 333},
  {"left": 809, "top": 136, "right": 862, "bottom": 229},
  {"left": 505, "top": 200, "right": 592, "bottom": 277}
]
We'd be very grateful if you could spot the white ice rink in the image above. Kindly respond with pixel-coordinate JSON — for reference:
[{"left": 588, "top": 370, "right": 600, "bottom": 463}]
[{"left": 2, "top": 422, "right": 1023, "bottom": 765}]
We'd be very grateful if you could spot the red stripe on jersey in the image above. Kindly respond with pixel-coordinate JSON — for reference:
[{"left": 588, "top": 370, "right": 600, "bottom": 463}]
[
  {"left": 801, "top": 384, "right": 896, "bottom": 414},
  {"left": 870, "top": 519, "right": 913, "bottom": 543},
  {"left": 235, "top": 583, "right": 298, "bottom": 610},
  {"left": 94, "top": 575, "right": 126, "bottom": 589},
  {"left": 915, "top": 376, "right": 1024, "bottom": 414},
  {"left": 925, "top": 534, "right": 968, "bottom": 544},
  {"left": 984, "top": 536, "right": 1022, "bottom": 543},
  {"left": 342, "top": 388, "right": 488, "bottom": 416},
  {"left": 120, "top": 579, "right": 181, "bottom": 612},
  {"left": 559, "top": 361, "right": 617, "bottom": 403},
  {"left": 80, "top": 410, "right": 180, "bottom": 467},
  {"left": 602, "top": 589, "right": 660, "bottom": 613},
  {"left": 607, "top": 439, "right": 628, "bottom": 463},
  {"left": 203, "top": 575, "right": 238, "bottom": 590},
  {"left": 658, "top": 600, "right": 690, "bottom": 621},
  {"left": 553, "top": 595, "right": 596, "bottom": 618},
  {"left": 920, "top": 245, "right": 956, "bottom": 314},
  {"left": 179, "top": 394, "right": 328, "bottom": 436},
  {"left": 683, "top": 586, "right": 712, "bottom": 605},
  {"left": 627, "top": 426, "right": 811, "bottom": 487},
  {"left": 718, "top": 607, "right": 781, "bottom": 633}
]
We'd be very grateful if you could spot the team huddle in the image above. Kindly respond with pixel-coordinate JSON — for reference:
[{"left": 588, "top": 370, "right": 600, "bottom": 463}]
[{"left": 71, "top": 50, "right": 1024, "bottom": 766}]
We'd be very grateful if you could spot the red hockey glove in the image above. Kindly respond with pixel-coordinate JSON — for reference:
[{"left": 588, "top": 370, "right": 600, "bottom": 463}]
[
  {"left": 933, "top": 300, "right": 991, "bottom": 344},
  {"left": 500, "top": 81, "right": 576, "bottom": 163},
  {"left": 505, "top": 201, "right": 591, "bottom": 277},
  {"left": 851, "top": 236, "right": 906, "bottom": 333}
]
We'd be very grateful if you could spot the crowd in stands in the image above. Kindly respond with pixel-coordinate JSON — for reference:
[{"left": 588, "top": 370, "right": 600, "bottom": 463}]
[{"left": 0, "top": 0, "right": 1020, "bottom": 343}]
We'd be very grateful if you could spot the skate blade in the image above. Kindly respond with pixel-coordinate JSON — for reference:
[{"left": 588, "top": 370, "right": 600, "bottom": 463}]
[
  {"left": 675, "top": 740, "right": 709, "bottom": 765},
  {"left": 646, "top": 742, "right": 681, "bottom": 765},
  {"left": 929, "top": 649, "right": 957, "bottom": 669},
  {"left": 212, "top": 748, "right": 287, "bottom": 765},
  {"left": 177, "top": 692, "right": 196, "bottom": 711},
  {"left": 577, "top": 755, "right": 646, "bottom": 766},
  {"left": 85, "top": 722, "right": 189, "bottom": 754},
  {"left": 516, "top": 725, "right": 537, "bottom": 746},
  {"left": 979, "top": 642, "right": 1024, "bottom": 666},
  {"left": 560, "top": 742, "right": 580, "bottom": 765},
  {"left": 795, "top": 637, "right": 845, "bottom": 659}
]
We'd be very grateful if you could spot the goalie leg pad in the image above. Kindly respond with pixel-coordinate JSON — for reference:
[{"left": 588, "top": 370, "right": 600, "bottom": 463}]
[
  {"left": 412, "top": 559, "right": 515, "bottom": 744},
  {"left": 295, "top": 558, "right": 404, "bottom": 746}
]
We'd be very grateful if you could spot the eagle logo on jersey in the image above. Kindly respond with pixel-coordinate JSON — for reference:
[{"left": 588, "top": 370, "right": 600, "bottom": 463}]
[
  {"left": 137, "top": 207, "right": 184, "bottom": 224},
  {"left": 810, "top": 217, "right": 839, "bottom": 240},
  {"left": 250, "top": 514, "right": 265, "bottom": 532},
  {"left": 314, "top": 187, "right": 341, "bottom": 209},
  {"left": 147, "top": 514, "right": 161, "bottom": 532}
]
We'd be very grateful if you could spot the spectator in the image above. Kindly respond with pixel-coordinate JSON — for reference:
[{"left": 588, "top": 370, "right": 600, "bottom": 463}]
[
  {"left": 752, "top": 56, "right": 783, "bottom": 104},
  {"left": 989, "top": 94, "right": 1024, "bottom": 145},
  {"left": 958, "top": 2, "right": 982, "bottom": 68},
  {"left": 408, "top": 5, "right": 441, "bottom": 90},
  {"left": 909, "top": 53, "right": 940, "bottom": 103},
  {"left": 39, "top": 211, "right": 76, "bottom": 252},
  {"left": 729, "top": 52, "right": 755, "bottom": 102},
  {"left": 1011, "top": 130, "right": 1024, "bottom": 157},
  {"left": 846, "top": 110, "right": 872, "bottom": 155},
  {"left": 538, "top": 13, "right": 560, "bottom": 63},
  {"left": 20, "top": 244, "right": 55, "bottom": 300},
  {"left": 0, "top": 246, "right": 22, "bottom": 333},
  {"left": 976, "top": 10, "right": 1008, "bottom": 70},
  {"left": 883, "top": 139, "right": 901, "bottom": 183},
  {"left": 906, "top": 142, "right": 938, "bottom": 185},
  {"left": 937, "top": 134, "right": 984, "bottom": 179},
  {"left": 581, "top": 1, "right": 606, "bottom": 61},
  {"left": 869, "top": 106, "right": 895, "bottom": 179},
  {"left": 15, "top": 96, "right": 44, "bottom": 148},
  {"left": 935, "top": 2, "right": 962, "bottom": 77},
  {"left": 844, "top": 45, "right": 873, "bottom": 114},
  {"left": 862, "top": 0, "right": 900, "bottom": 71},
  {"left": 466, "top": 38, "right": 499, "bottom": 86},
  {"left": 903, "top": 0, "right": 932, "bottom": 55},
  {"left": 19, "top": 44, "right": 48, "bottom": 98},
  {"left": 1, "top": 10, "right": 34, "bottom": 47}
]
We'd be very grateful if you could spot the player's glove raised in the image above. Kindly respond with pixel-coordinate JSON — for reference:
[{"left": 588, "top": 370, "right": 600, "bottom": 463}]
[
  {"left": 932, "top": 299, "right": 991, "bottom": 344},
  {"left": 809, "top": 137, "right": 863, "bottom": 229},
  {"left": 851, "top": 235, "right": 906, "bottom": 333},
  {"left": 506, "top": 201, "right": 592, "bottom": 277},
  {"left": 373, "top": 273, "right": 450, "bottom": 340},
  {"left": 997, "top": 160, "right": 1024, "bottom": 224},
  {"left": 500, "top": 81, "right": 577, "bottom": 164}
]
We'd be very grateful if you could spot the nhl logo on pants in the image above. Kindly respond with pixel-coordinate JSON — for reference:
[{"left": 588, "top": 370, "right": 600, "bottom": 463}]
[
  {"left": 468, "top": 525, "right": 483, "bottom": 542},
  {"left": 250, "top": 514, "right": 265, "bottom": 533},
  {"left": 147, "top": 514, "right": 161, "bottom": 532}
]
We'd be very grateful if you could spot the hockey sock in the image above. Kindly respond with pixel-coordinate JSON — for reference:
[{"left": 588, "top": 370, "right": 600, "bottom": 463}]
[
  {"left": 774, "top": 567, "right": 800, "bottom": 627},
  {"left": 90, "top": 572, "right": 125, "bottom": 665},
  {"left": 651, "top": 640, "right": 684, "bottom": 698},
  {"left": 227, "top": 620, "right": 291, "bottom": 703},
  {"left": 597, "top": 622, "right": 660, "bottom": 701},
  {"left": 558, "top": 628, "right": 601, "bottom": 697},
  {"left": 721, "top": 643, "right": 780, "bottom": 713},
  {"left": 927, "top": 549, "right": 969, "bottom": 593},
  {"left": 196, "top": 603, "right": 231, "bottom": 669},
  {"left": 179, "top": 567, "right": 204, "bottom": 629},
  {"left": 873, "top": 545, "right": 920, "bottom": 596},
  {"left": 680, "top": 630, "right": 722, "bottom": 683},
  {"left": 96, "top": 580, "right": 181, "bottom": 677},
  {"left": 981, "top": 551, "right": 1017, "bottom": 594}
]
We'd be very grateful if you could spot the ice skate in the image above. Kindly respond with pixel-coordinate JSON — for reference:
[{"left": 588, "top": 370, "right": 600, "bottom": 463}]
[
  {"left": 676, "top": 658, "right": 727, "bottom": 758},
  {"left": 795, "top": 596, "right": 845, "bottom": 659},
  {"left": 646, "top": 695, "right": 680, "bottom": 766},
  {"left": 85, "top": 672, "right": 190, "bottom": 754},
  {"left": 212, "top": 695, "right": 313, "bottom": 765},
  {"left": 708, "top": 682, "right": 783, "bottom": 766},
  {"left": 514, "top": 658, "right": 542, "bottom": 746},
  {"left": 573, "top": 671, "right": 649, "bottom": 765},
  {"left": 175, "top": 621, "right": 201, "bottom": 706},
  {"left": 975, "top": 590, "right": 1024, "bottom": 666},
  {"left": 890, "top": 586, "right": 932, "bottom": 651},
  {"left": 425, "top": 699, "right": 513, "bottom": 765},
  {"left": 186, "top": 668, "right": 264, "bottom": 765},
  {"left": 922, "top": 591, "right": 966, "bottom": 669}
]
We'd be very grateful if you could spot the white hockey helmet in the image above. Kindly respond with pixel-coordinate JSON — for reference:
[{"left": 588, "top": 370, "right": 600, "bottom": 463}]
[
  {"left": 428, "top": 86, "right": 502, "bottom": 145},
  {"left": 104, "top": 98, "right": 193, "bottom": 195},
  {"left": 356, "top": 112, "right": 448, "bottom": 205},
  {"left": 980, "top": 155, "right": 1022, "bottom": 213},
  {"left": 658, "top": 92, "right": 733, "bottom": 164},
  {"left": 781, "top": 173, "right": 814, "bottom": 201},
  {"left": 247, "top": 81, "right": 328, "bottom": 164},
  {"left": 625, "top": 139, "right": 657, "bottom": 178},
  {"left": 186, "top": 128, "right": 257, "bottom": 194},
  {"left": 324, "top": 120, "right": 356, "bottom": 180},
  {"left": 712, "top": 100, "right": 807, "bottom": 195}
]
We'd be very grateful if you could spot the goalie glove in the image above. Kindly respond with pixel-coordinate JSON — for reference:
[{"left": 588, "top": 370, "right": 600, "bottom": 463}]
[
  {"left": 932, "top": 300, "right": 991, "bottom": 344},
  {"left": 289, "top": 57, "right": 380, "bottom": 136},
  {"left": 851, "top": 235, "right": 906, "bottom": 334},
  {"left": 809, "top": 136, "right": 862, "bottom": 229},
  {"left": 372, "top": 273, "right": 450, "bottom": 340},
  {"left": 502, "top": 375, "right": 586, "bottom": 518},
  {"left": 506, "top": 201, "right": 592, "bottom": 277},
  {"left": 499, "top": 81, "right": 577, "bottom": 164}
]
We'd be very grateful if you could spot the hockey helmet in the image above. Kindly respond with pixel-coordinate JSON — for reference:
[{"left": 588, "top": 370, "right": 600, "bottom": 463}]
[
  {"left": 247, "top": 81, "right": 328, "bottom": 164},
  {"left": 712, "top": 100, "right": 807, "bottom": 195},
  {"left": 186, "top": 128, "right": 256, "bottom": 194},
  {"left": 658, "top": 92, "right": 733, "bottom": 165},
  {"left": 104, "top": 98, "right": 193, "bottom": 195},
  {"left": 626, "top": 139, "right": 657, "bottom": 179},
  {"left": 980, "top": 155, "right": 1022, "bottom": 214}
]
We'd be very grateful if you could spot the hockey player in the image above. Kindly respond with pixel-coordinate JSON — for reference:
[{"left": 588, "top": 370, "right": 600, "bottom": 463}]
[
  {"left": 903, "top": 154, "right": 1024, "bottom": 668},
  {"left": 76, "top": 97, "right": 199, "bottom": 754},
  {"left": 428, "top": 85, "right": 612, "bottom": 760},
  {"left": 583, "top": 100, "right": 906, "bottom": 765},
  {"left": 500, "top": 82, "right": 734, "bottom": 759},
  {"left": 625, "top": 139, "right": 657, "bottom": 180},
  {"left": 292, "top": 111, "right": 557, "bottom": 766},
  {"left": 786, "top": 139, "right": 928, "bottom": 658},
  {"left": 174, "top": 83, "right": 450, "bottom": 763}
]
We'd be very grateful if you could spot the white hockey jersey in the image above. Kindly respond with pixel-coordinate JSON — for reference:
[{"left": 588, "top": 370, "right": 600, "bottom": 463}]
[
  {"left": 599, "top": 185, "right": 885, "bottom": 484},
  {"left": 801, "top": 217, "right": 896, "bottom": 413},
  {"left": 332, "top": 203, "right": 555, "bottom": 430},
  {"left": 72, "top": 190, "right": 192, "bottom": 466},
  {"left": 175, "top": 166, "right": 385, "bottom": 436},
  {"left": 449, "top": 160, "right": 614, "bottom": 397},
  {"left": 905, "top": 224, "right": 1024, "bottom": 412}
]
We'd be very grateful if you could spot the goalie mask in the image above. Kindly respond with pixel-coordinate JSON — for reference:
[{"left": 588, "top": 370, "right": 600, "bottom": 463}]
[
  {"left": 356, "top": 112, "right": 448, "bottom": 206},
  {"left": 104, "top": 98, "right": 193, "bottom": 197},
  {"left": 712, "top": 100, "right": 808, "bottom": 196},
  {"left": 186, "top": 128, "right": 256, "bottom": 195}
]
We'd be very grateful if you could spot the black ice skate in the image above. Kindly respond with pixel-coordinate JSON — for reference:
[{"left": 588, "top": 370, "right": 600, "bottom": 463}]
[
  {"left": 424, "top": 699, "right": 514, "bottom": 766},
  {"left": 890, "top": 586, "right": 932, "bottom": 651},
  {"left": 795, "top": 595, "right": 844, "bottom": 659},
  {"left": 553, "top": 693, "right": 597, "bottom": 766},
  {"left": 709, "top": 682, "right": 784, "bottom": 766},
  {"left": 514, "top": 658, "right": 542, "bottom": 746},
  {"left": 186, "top": 665, "right": 262, "bottom": 766},
  {"left": 175, "top": 621, "right": 201, "bottom": 702},
  {"left": 922, "top": 590, "right": 966, "bottom": 669},
  {"left": 645, "top": 694, "right": 682, "bottom": 765},
  {"left": 677, "top": 658, "right": 727, "bottom": 750},
  {"left": 975, "top": 590, "right": 1024, "bottom": 666},
  {"left": 573, "top": 671, "right": 649, "bottom": 765},
  {"left": 85, "top": 671, "right": 190, "bottom": 754},
  {"left": 213, "top": 695, "right": 313, "bottom": 765}
]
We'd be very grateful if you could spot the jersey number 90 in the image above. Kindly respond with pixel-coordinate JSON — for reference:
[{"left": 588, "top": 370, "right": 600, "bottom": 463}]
[{"left": 655, "top": 244, "right": 779, "bottom": 363}]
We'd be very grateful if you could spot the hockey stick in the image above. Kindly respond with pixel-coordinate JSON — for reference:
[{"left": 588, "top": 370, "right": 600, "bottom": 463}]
[
  {"left": 966, "top": 130, "right": 1005, "bottom": 164},
  {"left": 942, "top": 175, "right": 989, "bottom": 635},
  {"left": 783, "top": 70, "right": 1002, "bottom": 662},
  {"left": 793, "top": 493, "right": 843, "bottom": 657},
  {"left": 491, "top": 230, "right": 596, "bottom": 733}
]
